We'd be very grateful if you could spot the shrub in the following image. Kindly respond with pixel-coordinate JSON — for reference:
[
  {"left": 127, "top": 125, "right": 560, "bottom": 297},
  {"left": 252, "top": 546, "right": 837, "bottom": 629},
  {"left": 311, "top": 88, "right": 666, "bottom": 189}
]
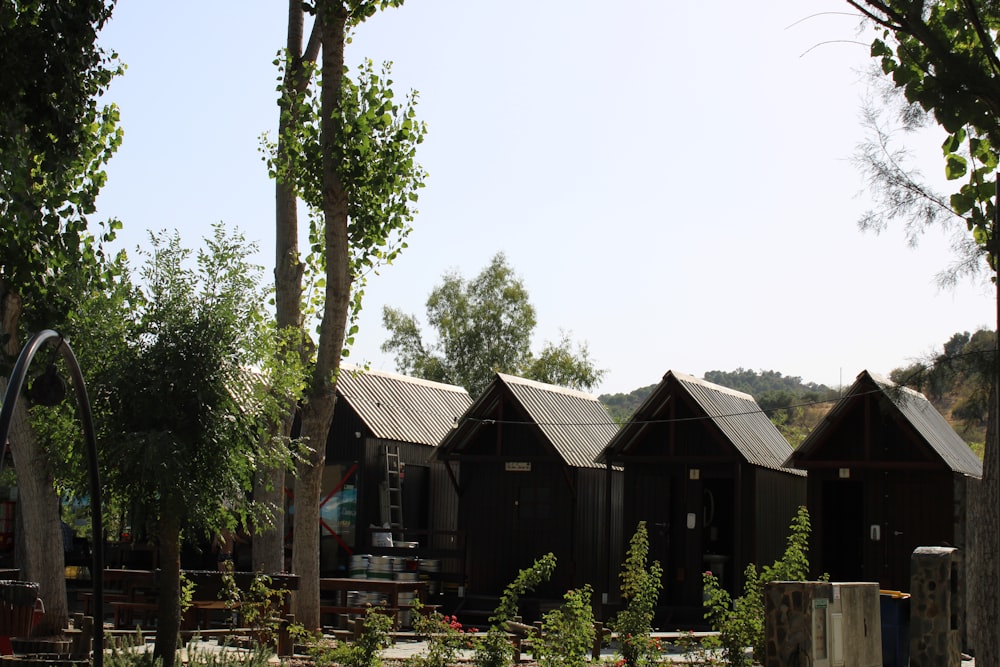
[
  {"left": 490, "top": 552, "right": 557, "bottom": 625},
  {"left": 326, "top": 605, "right": 395, "bottom": 667},
  {"left": 473, "top": 553, "right": 557, "bottom": 667},
  {"left": 104, "top": 632, "right": 273, "bottom": 667},
  {"left": 535, "top": 585, "right": 595, "bottom": 667},
  {"left": 612, "top": 522, "right": 663, "bottom": 667},
  {"left": 409, "top": 602, "right": 472, "bottom": 667},
  {"left": 701, "top": 505, "right": 819, "bottom": 666}
]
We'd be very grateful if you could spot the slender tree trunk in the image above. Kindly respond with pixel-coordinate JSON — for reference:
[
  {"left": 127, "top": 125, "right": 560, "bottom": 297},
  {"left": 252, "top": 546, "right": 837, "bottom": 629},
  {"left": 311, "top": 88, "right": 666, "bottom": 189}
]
[
  {"left": 0, "top": 287, "right": 69, "bottom": 637},
  {"left": 976, "top": 383, "right": 999, "bottom": 667},
  {"left": 153, "top": 513, "right": 182, "bottom": 667},
  {"left": 252, "top": 467, "right": 286, "bottom": 574},
  {"left": 257, "top": 0, "right": 311, "bottom": 576},
  {"left": 290, "top": 400, "right": 335, "bottom": 629},
  {"left": 288, "top": 3, "right": 352, "bottom": 630}
]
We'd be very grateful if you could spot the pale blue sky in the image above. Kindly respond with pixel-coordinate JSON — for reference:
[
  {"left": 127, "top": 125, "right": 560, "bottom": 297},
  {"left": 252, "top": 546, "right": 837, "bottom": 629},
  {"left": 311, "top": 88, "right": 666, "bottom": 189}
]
[{"left": 94, "top": 1, "right": 993, "bottom": 395}]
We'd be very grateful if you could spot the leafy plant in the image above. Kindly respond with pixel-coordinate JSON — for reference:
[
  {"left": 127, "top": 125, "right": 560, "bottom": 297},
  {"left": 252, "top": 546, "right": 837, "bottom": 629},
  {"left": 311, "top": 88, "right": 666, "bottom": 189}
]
[
  {"left": 330, "top": 605, "right": 395, "bottom": 667},
  {"left": 471, "top": 627, "right": 515, "bottom": 667},
  {"left": 535, "top": 585, "right": 596, "bottom": 667},
  {"left": 471, "top": 553, "right": 557, "bottom": 667},
  {"left": 612, "top": 522, "right": 663, "bottom": 667},
  {"left": 701, "top": 505, "right": 819, "bottom": 666},
  {"left": 287, "top": 624, "right": 341, "bottom": 666},
  {"left": 409, "top": 600, "right": 473, "bottom": 667},
  {"left": 104, "top": 632, "right": 272, "bottom": 667},
  {"left": 491, "top": 552, "right": 558, "bottom": 625},
  {"left": 239, "top": 574, "right": 287, "bottom": 648}
]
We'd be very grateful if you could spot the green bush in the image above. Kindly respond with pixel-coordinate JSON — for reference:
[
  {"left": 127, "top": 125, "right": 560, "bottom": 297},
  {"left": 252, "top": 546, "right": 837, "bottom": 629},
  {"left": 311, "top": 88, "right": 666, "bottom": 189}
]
[
  {"left": 611, "top": 521, "right": 663, "bottom": 667},
  {"left": 702, "top": 505, "right": 819, "bottom": 666},
  {"left": 408, "top": 601, "right": 471, "bottom": 667},
  {"left": 320, "top": 605, "right": 394, "bottom": 667},
  {"left": 535, "top": 585, "right": 595, "bottom": 667},
  {"left": 472, "top": 552, "right": 558, "bottom": 667}
]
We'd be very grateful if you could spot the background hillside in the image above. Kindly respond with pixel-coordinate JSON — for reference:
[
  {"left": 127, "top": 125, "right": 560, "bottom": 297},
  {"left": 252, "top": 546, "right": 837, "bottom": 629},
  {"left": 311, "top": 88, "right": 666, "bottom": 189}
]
[{"left": 598, "top": 329, "right": 994, "bottom": 454}]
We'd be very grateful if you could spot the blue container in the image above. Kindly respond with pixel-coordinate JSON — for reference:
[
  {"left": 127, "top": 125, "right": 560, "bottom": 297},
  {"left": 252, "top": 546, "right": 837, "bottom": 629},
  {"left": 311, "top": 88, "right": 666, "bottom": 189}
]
[{"left": 880, "top": 592, "right": 911, "bottom": 667}]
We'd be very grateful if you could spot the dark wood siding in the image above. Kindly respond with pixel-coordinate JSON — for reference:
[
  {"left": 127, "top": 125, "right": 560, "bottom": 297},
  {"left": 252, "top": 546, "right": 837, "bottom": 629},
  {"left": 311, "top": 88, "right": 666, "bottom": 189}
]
[
  {"left": 459, "top": 459, "right": 574, "bottom": 596},
  {"left": 571, "top": 468, "right": 622, "bottom": 595},
  {"left": 809, "top": 467, "right": 955, "bottom": 591},
  {"left": 752, "top": 467, "right": 808, "bottom": 566}
]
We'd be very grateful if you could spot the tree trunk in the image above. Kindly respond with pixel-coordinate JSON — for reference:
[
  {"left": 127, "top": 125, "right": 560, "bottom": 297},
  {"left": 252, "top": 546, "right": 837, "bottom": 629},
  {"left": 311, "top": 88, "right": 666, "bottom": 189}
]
[
  {"left": 288, "top": 3, "right": 352, "bottom": 631},
  {"left": 0, "top": 287, "right": 69, "bottom": 637},
  {"left": 975, "top": 381, "right": 999, "bottom": 666},
  {"left": 257, "top": 0, "right": 315, "bottom": 578},
  {"left": 252, "top": 470, "right": 286, "bottom": 574},
  {"left": 153, "top": 512, "right": 182, "bottom": 667},
  {"left": 290, "top": 398, "right": 335, "bottom": 630}
]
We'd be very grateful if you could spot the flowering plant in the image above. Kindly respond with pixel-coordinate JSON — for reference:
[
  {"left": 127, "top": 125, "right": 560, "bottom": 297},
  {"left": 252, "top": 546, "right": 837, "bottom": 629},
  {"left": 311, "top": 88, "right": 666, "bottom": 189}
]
[{"left": 409, "top": 602, "right": 475, "bottom": 667}]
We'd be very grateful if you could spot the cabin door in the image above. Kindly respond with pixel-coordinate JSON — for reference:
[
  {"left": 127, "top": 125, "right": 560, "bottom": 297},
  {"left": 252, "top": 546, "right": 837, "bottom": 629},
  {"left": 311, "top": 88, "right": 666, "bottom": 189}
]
[
  {"left": 631, "top": 471, "right": 671, "bottom": 600},
  {"left": 886, "top": 475, "right": 947, "bottom": 592},
  {"left": 820, "top": 479, "right": 865, "bottom": 582}
]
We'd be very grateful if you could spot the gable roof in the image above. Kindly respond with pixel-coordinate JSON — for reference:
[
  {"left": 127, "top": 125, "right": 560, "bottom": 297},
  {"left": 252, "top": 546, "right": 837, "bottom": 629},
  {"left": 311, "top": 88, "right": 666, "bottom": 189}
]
[
  {"left": 437, "top": 373, "right": 619, "bottom": 469},
  {"left": 598, "top": 370, "right": 802, "bottom": 474},
  {"left": 336, "top": 365, "right": 472, "bottom": 447},
  {"left": 786, "top": 370, "right": 982, "bottom": 477}
]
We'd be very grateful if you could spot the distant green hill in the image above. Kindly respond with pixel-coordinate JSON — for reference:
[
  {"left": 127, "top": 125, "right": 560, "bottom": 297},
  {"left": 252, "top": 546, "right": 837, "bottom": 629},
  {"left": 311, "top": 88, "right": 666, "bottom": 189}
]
[
  {"left": 598, "top": 332, "right": 992, "bottom": 453},
  {"left": 597, "top": 370, "right": 838, "bottom": 448}
]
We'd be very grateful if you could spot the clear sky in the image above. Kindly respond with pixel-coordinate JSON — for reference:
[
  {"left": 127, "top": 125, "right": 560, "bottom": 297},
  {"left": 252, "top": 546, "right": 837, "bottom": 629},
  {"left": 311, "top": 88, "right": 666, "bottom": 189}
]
[{"left": 93, "top": 1, "right": 994, "bottom": 396}]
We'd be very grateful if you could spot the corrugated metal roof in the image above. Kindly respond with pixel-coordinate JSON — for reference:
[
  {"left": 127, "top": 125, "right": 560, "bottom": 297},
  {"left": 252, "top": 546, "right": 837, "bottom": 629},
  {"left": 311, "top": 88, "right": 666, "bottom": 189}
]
[
  {"left": 335, "top": 365, "right": 472, "bottom": 447},
  {"left": 598, "top": 370, "right": 802, "bottom": 475},
  {"left": 790, "top": 370, "right": 982, "bottom": 477},
  {"left": 672, "top": 371, "right": 802, "bottom": 474},
  {"left": 496, "top": 373, "right": 620, "bottom": 469}
]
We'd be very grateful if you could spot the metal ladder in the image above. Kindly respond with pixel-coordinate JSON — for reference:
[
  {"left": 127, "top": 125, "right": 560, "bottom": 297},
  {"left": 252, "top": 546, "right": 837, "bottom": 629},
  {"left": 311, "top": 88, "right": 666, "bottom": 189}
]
[{"left": 382, "top": 445, "right": 404, "bottom": 540}]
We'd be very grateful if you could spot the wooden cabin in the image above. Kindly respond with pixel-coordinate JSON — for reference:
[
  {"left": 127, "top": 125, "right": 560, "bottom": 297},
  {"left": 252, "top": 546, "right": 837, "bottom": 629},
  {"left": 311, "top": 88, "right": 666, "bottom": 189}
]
[
  {"left": 320, "top": 365, "right": 472, "bottom": 575},
  {"left": 434, "top": 373, "right": 622, "bottom": 603},
  {"left": 783, "top": 370, "right": 981, "bottom": 593},
  {"left": 596, "top": 370, "right": 806, "bottom": 624}
]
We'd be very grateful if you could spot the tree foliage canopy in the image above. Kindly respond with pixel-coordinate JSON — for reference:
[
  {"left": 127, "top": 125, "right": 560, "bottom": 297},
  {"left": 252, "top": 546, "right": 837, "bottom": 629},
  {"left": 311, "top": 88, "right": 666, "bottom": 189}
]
[
  {"left": 849, "top": 0, "right": 1000, "bottom": 274},
  {"left": 381, "top": 252, "right": 605, "bottom": 396},
  {"left": 0, "top": 0, "right": 124, "bottom": 331},
  {"left": 263, "top": 54, "right": 426, "bottom": 353},
  {"left": 96, "top": 224, "right": 297, "bottom": 534}
]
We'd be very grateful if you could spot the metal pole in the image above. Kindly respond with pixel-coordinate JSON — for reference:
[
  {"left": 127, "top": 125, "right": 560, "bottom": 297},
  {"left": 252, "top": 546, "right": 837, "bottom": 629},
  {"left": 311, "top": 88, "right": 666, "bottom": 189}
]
[{"left": 0, "top": 330, "right": 103, "bottom": 667}]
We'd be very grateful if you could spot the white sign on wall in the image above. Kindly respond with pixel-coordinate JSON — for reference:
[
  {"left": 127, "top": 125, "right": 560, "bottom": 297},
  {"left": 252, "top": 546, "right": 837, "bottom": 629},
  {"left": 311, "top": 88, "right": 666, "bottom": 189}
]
[{"left": 505, "top": 462, "right": 531, "bottom": 472}]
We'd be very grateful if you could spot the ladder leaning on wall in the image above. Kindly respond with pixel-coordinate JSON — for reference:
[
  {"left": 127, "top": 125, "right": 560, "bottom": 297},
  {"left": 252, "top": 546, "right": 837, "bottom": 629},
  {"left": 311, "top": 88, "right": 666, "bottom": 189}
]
[{"left": 381, "top": 445, "right": 404, "bottom": 541}]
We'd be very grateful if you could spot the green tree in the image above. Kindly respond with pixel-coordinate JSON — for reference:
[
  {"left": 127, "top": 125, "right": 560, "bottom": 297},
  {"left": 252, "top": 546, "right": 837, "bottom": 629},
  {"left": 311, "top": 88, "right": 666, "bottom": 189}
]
[
  {"left": 264, "top": 0, "right": 425, "bottom": 628},
  {"left": 382, "top": 252, "right": 605, "bottom": 396},
  {"left": 0, "top": 0, "right": 123, "bottom": 635},
  {"left": 843, "top": 3, "right": 1000, "bottom": 658},
  {"left": 97, "top": 226, "right": 295, "bottom": 667}
]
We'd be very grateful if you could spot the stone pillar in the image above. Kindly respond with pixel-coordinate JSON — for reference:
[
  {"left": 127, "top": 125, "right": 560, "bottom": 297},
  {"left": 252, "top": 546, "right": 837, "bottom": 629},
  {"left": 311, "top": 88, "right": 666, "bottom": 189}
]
[
  {"left": 764, "top": 580, "right": 881, "bottom": 667},
  {"left": 909, "top": 546, "right": 961, "bottom": 667}
]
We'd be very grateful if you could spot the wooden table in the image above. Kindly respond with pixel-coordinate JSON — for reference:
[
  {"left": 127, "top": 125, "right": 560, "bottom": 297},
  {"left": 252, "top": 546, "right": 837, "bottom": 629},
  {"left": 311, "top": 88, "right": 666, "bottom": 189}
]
[
  {"left": 181, "top": 571, "right": 299, "bottom": 630},
  {"left": 78, "top": 568, "right": 158, "bottom": 618},
  {"left": 319, "top": 577, "right": 429, "bottom": 627},
  {"left": 80, "top": 569, "right": 300, "bottom": 630}
]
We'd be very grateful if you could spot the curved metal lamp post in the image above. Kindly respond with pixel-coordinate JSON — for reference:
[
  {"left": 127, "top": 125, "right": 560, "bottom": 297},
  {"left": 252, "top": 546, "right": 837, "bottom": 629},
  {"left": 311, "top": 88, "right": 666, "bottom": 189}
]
[{"left": 0, "top": 330, "right": 104, "bottom": 667}]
